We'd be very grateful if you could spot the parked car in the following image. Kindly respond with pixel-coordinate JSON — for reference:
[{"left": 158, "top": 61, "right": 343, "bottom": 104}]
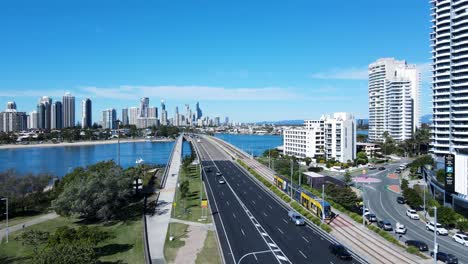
[
  {"left": 368, "top": 165, "right": 376, "bottom": 170},
  {"left": 365, "top": 213, "right": 377, "bottom": 223},
  {"left": 328, "top": 244, "right": 352, "bottom": 260},
  {"left": 395, "top": 169, "right": 402, "bottom": 174},
  {"left": 396, "top": 196, "right": 406, "bottom": 204},
  {"left": 216, "top": 171, "right": 222, "bottom": 176},
  {"left": 395, "top": 222, "right": 407, "bottom": 235},
  {"left": 205, "top": 167, "right": 212, "bottom": 172},
  {"left": 361, "top": 207, "right": 370, "bottom": 216},
  {"left": 430, "top": 252, "right": 458, "bottom": 264},
  {"left": 406, "top": 209, "right": 420, "bottom": 220},
  {"left": 405, "top": 240, "right": 428, "bottom": 251},
  {"left": 288, "top": 211, "right": 305, "bottom": 226},
  {"left": 218, "top": 178, "right": 226, "bottom": 184},
  {"left": 377, "top": 220, "right": 393, "bottom": 231},
  {"left": 378, "top": 167, "right": 386, "bottom": 171},
  {"left": 452, "top": 233, "right": 468, "bottom": 246},
  {"left": 399, "top": 164, "right": 407, "bottom": 170},
  {"left": 426, "top": 221, "right": 448, "bottom": 235}
]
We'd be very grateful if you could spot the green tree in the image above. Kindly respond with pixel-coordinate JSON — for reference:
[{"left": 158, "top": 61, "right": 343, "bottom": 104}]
[
  {"left": 437, "top": 206, "right": 457, "bottom": 227},
  {"left": 436, "top": 169, "right": 445, "bottom": 184},
  {"left": 52, "top": 161, "right": 133, "bottom": 221},
  {"left": 48, "top": 226, "right": 109, "bottom": 247},
  {"left": 456, "top": 219, "right": 468, "bottom": 232},
  {"left": 17, "top": 230, "right": 50, "bottom": 254},
  {"left": 304, "top": 157, "right": 312, "bottom": 166},
  {"left": 343, "top": 170, "right": 352, "bottom": 185},
  {"left": 325, "top": 184, "right": 359, "bottom": 211},
  {"left": 401, "top": 178, "right": 409, "bottom": 191},
  {"left": 35, "top": 243, "right": 97, "bottom": 264},
  {"left": 402, "top": 188, "right": 422, "bottom": 209},
  {"left": 179, "top": 180, "right": 190, "bottom": 199},
  {"left": 355, "top": 151, "right": 368, "bottom": 165}
]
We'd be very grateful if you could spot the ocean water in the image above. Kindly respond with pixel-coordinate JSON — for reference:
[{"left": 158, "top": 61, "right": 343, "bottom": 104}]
[
  {"left": 0, "top": 141, "right": 192, "bottom": 177},
  {"left": 214, "top": 133, "right": 283, "bottom": 157}
]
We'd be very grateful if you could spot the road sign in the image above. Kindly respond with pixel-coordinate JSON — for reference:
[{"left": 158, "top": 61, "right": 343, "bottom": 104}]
[
  {"left": 445, "top": 154, "right": 455, "bottom": 193},
  {"left": 201, "top": 200, "right": 208, "bottom": 208}
]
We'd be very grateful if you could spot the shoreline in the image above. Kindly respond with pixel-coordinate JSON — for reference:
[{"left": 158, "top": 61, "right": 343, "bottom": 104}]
[{"left": 0, "top": 138, "right": 176, "bottom": 150}]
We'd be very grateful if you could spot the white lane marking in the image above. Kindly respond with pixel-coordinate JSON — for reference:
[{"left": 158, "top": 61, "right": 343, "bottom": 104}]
[
  {"left": 221, "top": 191, "right": 224, "bottom": 196},
  {"left": 252, "top": 200, "right": 256, "bottom": 205},
  {"left": 298, "top": 250, "right": 307, "bottom": 259},
  {"left": 268, "top": 205, "right": 273, "bottom": 210},
  {"left": 263, "top": 212, "right": 268, "bottom": 217},
  {"left": 258, "top": 195, "right": 262, "bottom": 199},
  {"left": 233, "top": 213, "right": 236, "bottom": 219},
  {"left": 241, "top": 228, "right": 245, "bottom": 236},
  {"left": 282, "top": 219, "right": 288, "bottom": 224},
  {"left": 302, "top": 236, "right": 309, "bottom": 243},
  {"left": 277, "top": 228, "right": 284, "bottom": 234},
  {"left": 277, "top": 256, "right": 288, "bottom": 261},
  {"left": 227, "top": 201, "right": 230, "bottom": 206}
]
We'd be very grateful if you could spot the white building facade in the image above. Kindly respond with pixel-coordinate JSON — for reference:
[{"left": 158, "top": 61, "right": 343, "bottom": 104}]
[
  {"left": 368, "top": 58, "right": 420, "bottom": 142},
  {"left": 283, "top": 112, "right": 356, "bottom": 163}
]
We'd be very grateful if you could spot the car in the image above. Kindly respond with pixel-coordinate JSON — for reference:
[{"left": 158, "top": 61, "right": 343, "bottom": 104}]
[
  {"left": 361, "top": 207, "right": 370, "bottom": 216},
  {"left": 288, "top": 211, "right": 305, "bottom": 226},
  {"left": 406, "top": 209, "right": 420, "bottom": 220},
  {"left": 216, "top": 171, "right": 222, "bottom": 176},
  {"left": 368, "top": 165, "right": 376, "bottom": 170},
  {"left": 426, "top": 221, "right": 448, "bottom": 235},
  {"left": 396, "top": 196, "right": 406, "bottom": 204},
  {"left": 218, "top": 178, "right": 225, "bottom": 184},
  {"left": 377, "top": 220, "right": 393, "bottom": 231},
  {"left": 405, "top": 240, "right": 428, "bottom": 251},
  {"left": 399, "top": 164, "right": 407, "bottom": 170},
  {"left": 452, "top": 233, "right": 468, "bottom": 246},
  {"left": 328, "top": 244, "right": 352, "bottom": 260},
  {"left": 430, "top": 252, "right": 458, "bottom": 264},
  {"left": 205, "top": 167, "right": 212, "bottom": 173},
  {"left": 378, "top": 167, "right": 386, "bottom": 171},
  {"left": 395, "top": 169, "right": 402, "bottom": 174},
  {"left": 395, "top": 222, "right": 407, "bottom": 235},
  {"left": 365, "top": 213, "right": 377, "bottom": 223}
]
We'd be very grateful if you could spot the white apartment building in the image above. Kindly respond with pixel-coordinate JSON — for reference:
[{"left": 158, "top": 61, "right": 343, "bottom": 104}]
[
  {"left": 368, "top": 58, "right": 420, "bottom": 142},
  {"left": 283, "top": 112, "right": 356, "bottom": 163},
  {"left": 431, "top": 0, "right": 468, "bottom": 156},
  {"left": 129, "top": 107, "right": 139, "bottom": 126}
]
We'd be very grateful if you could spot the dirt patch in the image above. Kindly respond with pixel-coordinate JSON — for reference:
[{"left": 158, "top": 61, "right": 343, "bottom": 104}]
[{"left": 174, "top": 225, "right": 207, "bottom": 264}]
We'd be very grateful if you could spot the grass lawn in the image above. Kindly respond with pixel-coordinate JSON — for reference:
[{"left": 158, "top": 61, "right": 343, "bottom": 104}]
[
  {"left": 195, "top": 230, "right": 221, "bottom": 264},
  {"left": 0, "top": 213, "right": 144, "bottom": 264},
  {"left": 164, "top": 223, "right": 189, "bottom": 263},
  {"left": 173, "top": 164, "right": 211, "bottom": 223}
]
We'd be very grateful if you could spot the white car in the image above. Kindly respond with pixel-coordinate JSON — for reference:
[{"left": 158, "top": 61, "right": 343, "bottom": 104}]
[
  {"left": 452, "top": 233, "right": 468, "bottom": 246},
  {"left": 395, "top": 222, "right": 407, "bottom": 235},
  {"left": 406, "top": 209, "right": 420, "bottom": 220},
  {"left": 362, "top": 208, "right": 370, "bottom": 216},
  {"left": 425, "top": 221, "right": 448, "bottom": 236},
  {"left": 218, "top": 178, "right": 226, "bottom": 184}
]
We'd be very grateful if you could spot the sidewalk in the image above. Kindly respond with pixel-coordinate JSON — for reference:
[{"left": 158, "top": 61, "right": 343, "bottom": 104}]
[
  {"left": 147, "top": 136, "right": 183, "bottom": 264},
  {"left": 0, "top": 212, "right": 58, "bottom": 242}
]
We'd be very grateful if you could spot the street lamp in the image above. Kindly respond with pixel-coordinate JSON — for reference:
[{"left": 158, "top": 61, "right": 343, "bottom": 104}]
[
  {"left": 1, "top": 197, "right": 8, "bottom": 243},
  {"left": 116, "top": 120, "right": 122, "bottom": 167}
]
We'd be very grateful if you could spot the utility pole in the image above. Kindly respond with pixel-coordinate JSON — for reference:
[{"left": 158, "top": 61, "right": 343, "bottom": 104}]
[
  {"left": 322, "top": 184, "right": 325, "bottom": 224},
  {"left": 362, "top": 182, "right": 365, "bottom": 227},
  {"left": 433, "top": 206, "right": 438, "bottom": 264},
  {"left": 290, "top": 159, "right": 293, "bottom": 199},
  {"left": 1, "top": 197, "right": 8, "bottom": 243}
]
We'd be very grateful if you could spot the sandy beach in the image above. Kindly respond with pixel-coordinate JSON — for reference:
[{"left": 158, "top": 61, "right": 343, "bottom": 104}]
[{"left": 0, "top": 138, "right": 175, "bottom": 150}]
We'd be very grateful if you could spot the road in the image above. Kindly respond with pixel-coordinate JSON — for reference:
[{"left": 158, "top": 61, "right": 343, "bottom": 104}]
[
  {"left": 364, "top": 161, "right": 468, "bottom": 264},
  {"left": 194, "top": 136, "right": 363, "bottom": 264}
]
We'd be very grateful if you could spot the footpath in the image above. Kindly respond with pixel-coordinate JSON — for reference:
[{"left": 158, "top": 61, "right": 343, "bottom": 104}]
[
  {"left": 208, "top": 136, "right": 432, "bottom": 264},
  {"left": 0, "top": 212, "right": 59, "bottom": 242},
  {"left": 147, "top": 136, "right": 183, "bottom": 264}
]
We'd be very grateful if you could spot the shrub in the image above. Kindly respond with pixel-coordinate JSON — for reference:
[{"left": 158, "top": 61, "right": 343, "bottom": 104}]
[{"left": 406, "top": 246, "right": 419, "bottom": 254}]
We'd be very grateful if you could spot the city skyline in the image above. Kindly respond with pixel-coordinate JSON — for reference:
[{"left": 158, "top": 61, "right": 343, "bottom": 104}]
[{"left": 0, "top": 1, "right": 431, "bottom": 122}]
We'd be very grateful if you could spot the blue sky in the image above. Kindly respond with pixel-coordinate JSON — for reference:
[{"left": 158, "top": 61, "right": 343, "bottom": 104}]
[{"left": 0, "top": 0, "right": 431, "bottom": 123}]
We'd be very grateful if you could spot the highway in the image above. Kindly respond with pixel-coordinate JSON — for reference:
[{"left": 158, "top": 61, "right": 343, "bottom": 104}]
[
  {"left": 365, "top": 161, "right": 468, "bottom": 264},
  {"left": 194, "top": 136, "right": 363, "bottom": 264}
]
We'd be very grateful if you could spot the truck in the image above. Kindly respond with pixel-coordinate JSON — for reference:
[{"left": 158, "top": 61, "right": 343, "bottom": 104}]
[{"left": 288, "top": 211, "right": 305, "bottom": 226}]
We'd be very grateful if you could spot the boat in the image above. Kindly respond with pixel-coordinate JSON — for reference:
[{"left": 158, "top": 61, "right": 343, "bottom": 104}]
[{"left": 136, "top": 157, "right": 144, "bottom": 164}]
